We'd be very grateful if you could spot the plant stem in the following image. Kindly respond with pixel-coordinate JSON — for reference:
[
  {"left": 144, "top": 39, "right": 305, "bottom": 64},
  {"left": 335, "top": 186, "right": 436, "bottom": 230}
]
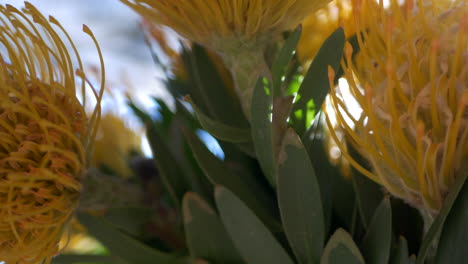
[{"left": 223, "top": 47, "right": 269, "bottom": 119}]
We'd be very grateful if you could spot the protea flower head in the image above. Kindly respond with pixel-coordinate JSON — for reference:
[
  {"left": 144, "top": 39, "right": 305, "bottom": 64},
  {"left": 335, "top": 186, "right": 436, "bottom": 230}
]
[
  {"left": 121, "top": 0, "right": 331, "bottom": 51},
  {"left": 92, "top": 113, "right": 141, "bottom": 178},
  {"left": 326, "top": 0, "right": 468, "bottom": 218},
  {"left": 121, "top": 0, "right": 332, "bottom": 117},
  {"left": 0, "top": 3, "right": 104, "bottom": 263}
]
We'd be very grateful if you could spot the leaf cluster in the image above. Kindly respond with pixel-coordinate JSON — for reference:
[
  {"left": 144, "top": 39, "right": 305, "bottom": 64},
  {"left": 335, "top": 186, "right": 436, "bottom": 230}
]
[{"left": 56, "top": 28, "right": 468, "bottom": 264}]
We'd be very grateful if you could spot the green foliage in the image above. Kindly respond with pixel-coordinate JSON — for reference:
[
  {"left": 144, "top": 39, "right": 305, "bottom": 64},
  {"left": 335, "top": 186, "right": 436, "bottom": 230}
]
[
  {"left": 417, "top": 164, "right": 468, "bottom": 264},
  {"left": 189, "top": 98, "right": 251, "bottom": 143},
  {"left": 277, "top": 128, "right": 324, "bottom": 264},
  {"left": 302, "top": 117, "right": 354, "bottom": 235},
  {"left": 184, "top": 127, "right": 279, "bottom": 230},
  {"left": 290, "top": 28, "right": 345, "bottom": 136},
  {"left": 321, "top": 229, "right": 365, "bottom": 264},
  {"left": 182, "top": 192, "right": 242, "bottom": 263},
  {"left": 434, "top": 167, "right": 468, "bottom": 263},
  {"left": 181, "top": 44, "right": 248, "bottom": 128},
  {"left": 100, "top": 207, "right": 152, "bottom": 237},
  {"left": 361, "top": 198, "right": 392, "bottom": 264},
  {"left": 390, "top": 237, "right": 411, "bottom": 264},
  {"left": 71, "top": 26, "right": 468, "bottom": 264},
  {"left": 272, "top": 26, "right": 302, "bottom": 96},
  {"left": 146, "top": 121, "right": 188, "bottom": 206},
  {"left": 77, "top": 213, "right": 186, "bottom": 264},
  {"left": 352, "top": 173, "right": 385, "bottom": 229},
  {"left": 215, "top": 186, "right": 295, "bottom": 264},
  {"left": 251, "top": 78, "right": 276, "bottom": 186}
]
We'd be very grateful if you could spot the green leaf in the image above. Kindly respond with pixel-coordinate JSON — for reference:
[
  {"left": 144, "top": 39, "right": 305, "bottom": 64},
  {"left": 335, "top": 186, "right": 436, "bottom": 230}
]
[
  {"left": 291, "top": 28, "right": 345, "bottom": 136},
  {"left": 159, "top": 102, "right": 214, "bottom": 204},
  {"left": 391, "top": 199, "right": 424, "bottom": 257},
  {"left": 154, "top": 97, "right": 176, "bottom": 127},
  {"left": 361, "top": 198, "right": 392, "bottom": 264},
  {"left": 390, "top": 236, "right": 410, "bottom": 264},
  {"left": 182, "top": 44, "right": 248, "bottom": 128},
  {"left": 215, "top": 186, "right": 294, "bottom": 264},
  {"left": 147, "top": 122, "right": 188, "bottom": 206},
  {"left": 352, "top": 172, "right": 384, "bottom": 228},
  {"left": 102, "top": 207, "right": 151, "bottom": 237},
  {"left": 272, "top": 26, "right": 302, "bottom": 96},
  {"left": 52, "top": 255, "right": 126, "bottom": 264},
  {"left": 173, "top": 99, "right": 201, "bottom": 131},
  {"left": 321, "top": 229, "right": 365, "bottom": 264},
  {"left": 302, "top": 115, "right": 352, "bottom": 233},
  {"left": 277, "top": 128, "right": 324, "bottom": 264},
  {"left": 435, "top": 167, "right": 468, "bottom": 264},
  {"left": 188, "top": 98, "right": 251, "bottom": 143},
  {"left": 251, "top": 78, "right": 276, "bottom": 186},
  {"left": 128, "top": 100, "right": 152, "bottom": 124},
  {"left": 136, "top": 98, "right": 210, "bottom": 204},
  {"left": 184, "top": 128, "right": 279, "bottom": 231},
  {"left": 77, "top": 213, "right": 185, "bottom": 264},
  {"left": 417, "top": 164, "right": 468, "bottom": 264},
  {"left": 182, "top": 192, "right": 243, "bottom": 263},
  {"left": 331, "top": 174, "right": 357, "bottom": 232}
]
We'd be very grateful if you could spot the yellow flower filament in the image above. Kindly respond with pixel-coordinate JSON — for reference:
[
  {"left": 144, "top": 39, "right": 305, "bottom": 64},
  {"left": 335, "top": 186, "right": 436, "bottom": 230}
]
[
  {"left": 326, "top": 0, "right": 468, "bottom": 216},
  {"left": 121, "top": 0, "right": 331, "bottom": 47},
  {"left": 0, "top": 3, "right": 104, "bottom": 263}
]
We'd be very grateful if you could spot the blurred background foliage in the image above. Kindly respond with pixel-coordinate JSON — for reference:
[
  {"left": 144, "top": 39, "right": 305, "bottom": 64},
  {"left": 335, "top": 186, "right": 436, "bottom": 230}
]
[{"left": 1, "top": 0, "right": 467, "bottom": 264}]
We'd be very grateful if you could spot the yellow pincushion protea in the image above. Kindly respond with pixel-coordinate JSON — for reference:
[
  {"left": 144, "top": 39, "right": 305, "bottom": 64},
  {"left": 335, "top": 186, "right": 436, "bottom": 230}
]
[
  {"left": 92, "top": 113, "right": 142, "bottom": 178},
  {"left": 121, "top": 0, "right": 332, "bottom": 116},
  {"left": 121, "top": 0, "right": 331, "bottom": 49},
  {"left": 297, "top": 0, "right": 354, "bottom": 64},
  {"left": 0, "top": 3, "right": 104, "bottom": 263},
  {"left": 326, "top": 0, "right": 468, "bottom": 218}
]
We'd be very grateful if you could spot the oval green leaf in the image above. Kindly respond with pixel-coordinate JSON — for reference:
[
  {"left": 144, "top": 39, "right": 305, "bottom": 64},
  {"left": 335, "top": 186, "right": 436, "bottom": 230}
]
[
  {"left": 290, "top": 27, "right": 345, "bottom": 136},
  {"left": 435, "top": 168, "right": 468, "bottom": 264},
  {"left": 390, "top": 236, "right": 410, "bottom": 264},
  {"left": 272, "top": 26, "right": 302, "bottom": 96},
  {"left": 102, "top": 207, "right": 152, "bottom": 237},
  {"left": 77, "top": 213, "right": 185, "bottom": 264},
  {"left": 352, "top": 173, "right": 384, "bottom": 228},
  {"left": 215, "top": 186, "right": 294, "bottom": 264},
  {"left": 184, "top": 129, "right": 279, "bottom": 231},
  {"left": 361, "top": 198, "right": 392, "bottom": 264},
  {"left": 278, "top": 128, "right": 324, "bottom": 264},
  {"left": 147, "top": 122, "right": 188, "bottom": 207},
  {"left": 182, "top": 192, "right": 243, "bottom": 263},
  {"left": 417, "top": 164, "right": 468, "bottom": 264},
  {"left": 321, "top": 229, "right": 365, "bottom": 264},
  {"left": 251, "top": 78, "right": 276, "bottom": 187},
  {"left": 189, "top": 98, "right": 252, "bottom": 143}
]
